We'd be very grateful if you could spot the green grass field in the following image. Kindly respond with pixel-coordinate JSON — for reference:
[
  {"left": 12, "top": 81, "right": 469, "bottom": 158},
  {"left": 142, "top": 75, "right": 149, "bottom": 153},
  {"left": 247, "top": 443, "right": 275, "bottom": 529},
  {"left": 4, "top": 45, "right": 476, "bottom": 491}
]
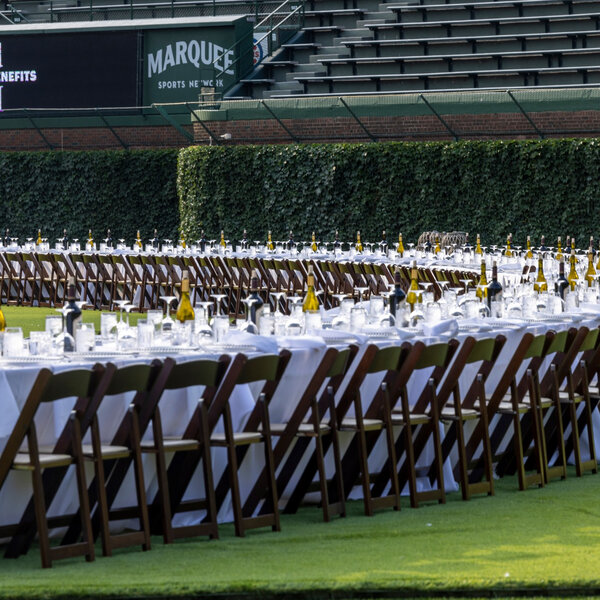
[
  {"left": 1, "top": 470, "right": 600, "bottom": 599},
  {"left": 1, "top": 306, "right": 147, "bottom": 337}
]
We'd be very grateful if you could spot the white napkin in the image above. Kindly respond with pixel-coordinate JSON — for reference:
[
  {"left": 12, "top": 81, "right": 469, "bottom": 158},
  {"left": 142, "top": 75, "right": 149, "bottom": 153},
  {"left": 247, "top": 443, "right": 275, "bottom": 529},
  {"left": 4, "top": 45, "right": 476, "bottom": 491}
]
[
  {"left": 224, "top": 330, "right": 278, "bottom": 354},
  {"left": 277, "top": 335, "right": 327, "bottom": 350},
  {"left": 422, "top": 318, "right": 459, "bottom": 338}
]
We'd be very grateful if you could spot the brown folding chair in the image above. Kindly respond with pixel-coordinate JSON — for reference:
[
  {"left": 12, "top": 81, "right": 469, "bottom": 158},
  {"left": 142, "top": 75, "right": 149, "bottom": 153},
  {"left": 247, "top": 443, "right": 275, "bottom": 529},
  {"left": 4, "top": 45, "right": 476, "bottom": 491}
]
[
  {"left": 142, "top": 355, "right": 235, "bottom": 543},
  {"left": 0, "top": 367, "right": 106, "bottom": 568},
  {"left": 211, "top": 350, "right": 291, "bottom": 537}
]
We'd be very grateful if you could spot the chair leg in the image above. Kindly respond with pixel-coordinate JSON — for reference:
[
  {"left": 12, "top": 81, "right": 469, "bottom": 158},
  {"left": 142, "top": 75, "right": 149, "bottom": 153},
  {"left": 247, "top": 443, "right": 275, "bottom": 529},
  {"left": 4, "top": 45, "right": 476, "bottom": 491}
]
[
  {"left": 259, "top": 396, "right": 280, "bottom": 533},
  {"left": 72, "top": 447, "right": 95, "bottom": 563},
  {"left": 130, "top": 407, "right": 151, "bottom": 551},
  {"left": 330, "top": 418, "right": 346, "bottom": 518},
  {"left": 199, "top": 403, "right": 219, "bottom": 539},
  {"left": 356, "top": 428, "right": 374, "bottom": 516},
  {"left": 30, "top": 466, "right": 52, "bottom": 569},
  {"left": 314, "top": 431, "right": 331, "bottom": 522},
  {"left": 512, "top": 412, "right": 527, "bottom": 491},
  {"left": 225, "top": 443, "right": 245, "bottom": 538}
]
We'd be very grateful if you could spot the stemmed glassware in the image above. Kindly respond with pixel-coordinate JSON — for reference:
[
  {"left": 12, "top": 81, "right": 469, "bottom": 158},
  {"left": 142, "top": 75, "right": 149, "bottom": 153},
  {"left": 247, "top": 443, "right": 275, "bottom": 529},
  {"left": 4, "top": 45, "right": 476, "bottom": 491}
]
[
  {"left": 53, "top": 306, "right": 76, "bottom": 353},
  {"left": 195, "top": 301, "right": 213, "bottom": 340},
  {"left": 211, "top": 293, "right": 228, "bottom": 316},
  {"left": 239, "top": 298, "right": 258, "bottom": 334},
  {"left": 286, "top": 297, "right": 304, "bottom": 335},
  {"left": 270, "top": 291, "right": 287, "bottom": 334},
  {"left": 159, "top": 295, "right": 177, "bottom": 331}
]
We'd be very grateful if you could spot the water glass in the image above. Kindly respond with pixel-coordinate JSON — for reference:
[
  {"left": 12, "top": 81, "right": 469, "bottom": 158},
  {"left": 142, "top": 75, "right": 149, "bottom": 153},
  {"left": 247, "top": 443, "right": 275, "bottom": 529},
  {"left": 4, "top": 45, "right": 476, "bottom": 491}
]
[
  {"left": 304, "top": 311, "right": 322, "bottom": 334},
  {"left": 350, "top": 305, "right": 367, "bottom": 332},
  {"left": 259, "top": 313, "right": 275, "bottom": 336},
  {"left": 212, "top": 314, "right": 229, "bottom": 343},
  {"left": 137, "top": 319, "right": 154, "bottom": 349},
  {"left": 147, "top": 309, "right": 164, "bottom": 335},
  {"left": 4, "top": 327, "right": 24, "bottom": 357},
  {"left": 100, "top": 312, "right": 118, "bottom": 341},
  {"left": 29, "top": 331, "right": 52, "bottom": 355},
  {"left": 75, "top": 322, "right": 96, "bottom": 353},
  {"left": 45, "top": 315, "right": 63, "bottom": 337},
  {"left": 172, "top": 321, "right": 193, "bottom": 346}
]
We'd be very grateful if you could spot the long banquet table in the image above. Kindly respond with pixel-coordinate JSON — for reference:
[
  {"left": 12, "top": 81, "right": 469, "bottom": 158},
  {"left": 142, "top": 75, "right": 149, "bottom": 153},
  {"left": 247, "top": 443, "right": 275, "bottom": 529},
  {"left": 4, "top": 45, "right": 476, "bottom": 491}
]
[{"left": 2, "top": 310, "right": 600, "bottom": 535}]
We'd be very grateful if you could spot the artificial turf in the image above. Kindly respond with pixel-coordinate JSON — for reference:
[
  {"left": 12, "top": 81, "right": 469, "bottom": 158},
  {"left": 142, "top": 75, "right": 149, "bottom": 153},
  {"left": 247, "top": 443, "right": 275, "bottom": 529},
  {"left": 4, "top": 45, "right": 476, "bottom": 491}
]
[{"left": 1, "top": 470, "right": 600, "bottom": 599}]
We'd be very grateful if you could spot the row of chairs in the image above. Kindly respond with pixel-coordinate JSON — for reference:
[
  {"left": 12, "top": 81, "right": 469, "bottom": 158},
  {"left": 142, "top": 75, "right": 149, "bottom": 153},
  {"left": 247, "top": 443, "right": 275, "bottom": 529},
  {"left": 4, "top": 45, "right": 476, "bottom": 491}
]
[
  {"left": 0, "top": 250, "right": 478, "bottom": 315},
  {"left": 3, "top": 325, "right": 597, "bottom": 568}
]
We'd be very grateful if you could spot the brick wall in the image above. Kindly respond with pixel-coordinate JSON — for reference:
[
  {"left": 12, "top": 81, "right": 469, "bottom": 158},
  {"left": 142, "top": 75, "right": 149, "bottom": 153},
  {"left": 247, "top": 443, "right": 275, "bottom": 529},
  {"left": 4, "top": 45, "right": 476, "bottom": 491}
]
[
  {"left": 192, "top": 110, "right": 600, "bottom": 144},
  {"left": 0, "top": 125, "right": 193, "bottom": 151},
  {"left": 1, "top": 110, "right": 599, "bottom": 150}
]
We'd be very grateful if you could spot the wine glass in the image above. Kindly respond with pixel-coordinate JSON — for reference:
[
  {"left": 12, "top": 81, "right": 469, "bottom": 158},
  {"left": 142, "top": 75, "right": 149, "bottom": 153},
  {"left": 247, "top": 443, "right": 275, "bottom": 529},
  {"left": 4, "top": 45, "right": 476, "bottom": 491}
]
[
  {"left": 354, "top": 286, "right": 369, "bottom": 303},
  {"left": 53, "top": 306, "right": 76, "bottom": 353},
  {"left": 114, "top": 299, "right": 130, "bottom": 332},
  {"left": 239, "top": 298, "right": 258, "bottom": 334},
  {"left": 194, "top": 301, "right": 213, "bottom": 340},
  {"left": 118, "top": 304, "right": 137, "bottom": 350},
  {"left": 160, "top": 295, "right": 177, "bottom": 331},
  {"left": 286, "top": 300, "right": 304, "bottom": 336},
  {"left": 211, "top": 293, "right": 228, "bottom": 316}
]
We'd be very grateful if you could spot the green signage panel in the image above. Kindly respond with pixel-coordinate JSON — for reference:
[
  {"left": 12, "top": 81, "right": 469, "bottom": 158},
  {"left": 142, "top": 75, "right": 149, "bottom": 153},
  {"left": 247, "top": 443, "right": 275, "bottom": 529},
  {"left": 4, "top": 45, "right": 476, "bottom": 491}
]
[{"left": 143, "top": 18, "right": 252, "bottom": 104}]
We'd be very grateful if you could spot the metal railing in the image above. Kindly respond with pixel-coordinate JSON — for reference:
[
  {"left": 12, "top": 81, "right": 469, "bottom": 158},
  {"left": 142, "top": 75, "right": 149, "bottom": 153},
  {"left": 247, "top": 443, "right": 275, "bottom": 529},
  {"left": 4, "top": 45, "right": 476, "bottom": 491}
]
[
  {"left": 0, "top": 0, "right": 295, "bottom": 23},
  {"left": 202, "top": 0, "right": 305, "bottom": 96}
]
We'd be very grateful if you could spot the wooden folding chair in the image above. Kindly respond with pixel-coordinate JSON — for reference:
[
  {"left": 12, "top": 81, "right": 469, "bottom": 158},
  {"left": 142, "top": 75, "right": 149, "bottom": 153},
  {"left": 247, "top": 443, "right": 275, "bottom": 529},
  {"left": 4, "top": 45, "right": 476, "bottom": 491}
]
[
  {"left": 142, "top": 355, "right": 235, "bottom": 543},
  {"left": 390, "top": 341, "right": 459, "bottom": 508},
  {"left": 212, "top": 350, "right": 292, "bottom": 537},
  {"left": 440, "top": 335, "right": 507, "bottom": 500},
  {"left": 0, "top": 367, "right": 105, "bottom": 568},
  {"left": 247, "top": 346, "right": 358, "bottom": 522},
  {"left": 334, "top": 344, "right": 409, "bottom": 516}
]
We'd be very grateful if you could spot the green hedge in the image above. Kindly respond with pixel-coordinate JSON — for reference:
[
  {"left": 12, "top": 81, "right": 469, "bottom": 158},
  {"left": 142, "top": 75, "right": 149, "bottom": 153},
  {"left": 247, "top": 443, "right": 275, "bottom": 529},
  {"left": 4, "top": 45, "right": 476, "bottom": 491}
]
[
  {"left": 0, "top": 149, "right": 179, "bottom": 244},
  {"left": 177, "top": 140, "right": 600, "bottom": 246}
]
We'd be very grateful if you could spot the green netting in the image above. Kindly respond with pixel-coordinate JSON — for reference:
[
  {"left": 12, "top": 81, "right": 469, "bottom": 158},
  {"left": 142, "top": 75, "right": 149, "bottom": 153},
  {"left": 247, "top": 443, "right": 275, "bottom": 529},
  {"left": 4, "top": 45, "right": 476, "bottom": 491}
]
[{"left": 191, "top": 87, "right": 600, "bottom": 121}]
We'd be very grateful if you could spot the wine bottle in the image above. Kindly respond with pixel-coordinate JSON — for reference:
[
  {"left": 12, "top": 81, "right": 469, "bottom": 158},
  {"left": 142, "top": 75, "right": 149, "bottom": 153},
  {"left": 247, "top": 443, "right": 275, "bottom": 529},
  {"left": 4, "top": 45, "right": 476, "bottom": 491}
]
[
  {"left": 287, "top": 230, "right": 296, "bottom": 251},
  {"left": 248, "top": 269, "right": 265, "bottom": 328},
  {"left": 199, "top": 230, "right": 207, "bottom": 253},
  {"left": 423, "top": 236, "right": 432, "bottom": 254},
  {"left": 476, "top": 260, "right": 488, "bottom": 301},
  {"left": 36, "top": 229, "right": 42, "bottom": 246},
  {"left": 505, "top": 234, "right": 513, "bottom": 257},
  {"left": 464, "top": 233, "right": 470, "bottom": 255},
  {"left": 525, "top": 235, "right": 533, "bottom": 259},
  {"left": 3, "top": 228, "right": 9, "bottom": 247},
  {"left": 333, "top": 230, "right": 341, "bottom": 252},
  {"left": 406, "top": 261, "right": 420, "bottom": 311},
  {"left": 0, "top": 304, "right": 5, "bottom": 332},
  {"left": 379, "top": 230, "right": 388, "bottom": 255},
  {"left": 571, "top": 237, "right": 576, "bottom": 253},
  {"left": 175, "top": 270, "right": 195, "bottom": 323},
  {"left": 311, "top": 231, "right": 318, "bottom": 252},
  {"left": 355, "top": 231, "right": 363, "bottom": 253},
  {"left": 181, "top": 232, "right": 187, "bottom": 250},
  {"left": 539, "top": 235, "right": 548, "bottom": 253},
  {"left": 302, "top": 265, "right": 320, "bottom": 313},
  {"left": 585, "top": 251, "right": 596, "bottom": 287},
  {"left": 136, "top": 230, "right": 143, "bottom": 250},
  {"left": 487, "top": 261, "right": 503, "bottom": 310},
  {"left": 590, "top": 236, "right": 596, "bottom": 257},
  {"left": 533, "top": 255, "right": 548, "bottom": 293},
  {"left": 88, "top": 229, "right": 94, "bottom": 250},
  {"left": 220, "top": 230, "right": 226, "bottom": 248},
  {"left": 62, "top": 229, "right": 69, "bottom": 251},
  {"left": 555, "top": 258, "right": 569, "bottom": 301},
  {"left": 267, "top": 230, "right": 274, "bottom": 251},
  {"left": 389, "top": 266, "right": 406, "bottom": 320},
  {"left": 475, "top": 234, "right": 483, "bottom": 256},
  {"left": 434, "top": 235, "right": 441, "bottom": 255},
  {"left": 396, "top": 233, "right": 405, "bottom": 257},
  {"left": 65, "top": 276, "right": 82, "bottom": 351},
  {"left": 568, "top": 248, "right": 579, "bottom": 291},
  {"left": 566, "top": 235, "right": 571, "bottom": 251},
  {"left": 556, "top": 236, "right": 563, "bottom": 261},
  {"left": 106, "top": 228, "right": 113, "bottom": 250}
]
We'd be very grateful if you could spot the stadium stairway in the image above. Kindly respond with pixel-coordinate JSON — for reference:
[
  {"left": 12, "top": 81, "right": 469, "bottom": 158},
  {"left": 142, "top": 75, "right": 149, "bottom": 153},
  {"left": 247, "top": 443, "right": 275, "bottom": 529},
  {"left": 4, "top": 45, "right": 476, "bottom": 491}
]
[{"left": 233, "top": 0, "right": 600, "bottom": 98}]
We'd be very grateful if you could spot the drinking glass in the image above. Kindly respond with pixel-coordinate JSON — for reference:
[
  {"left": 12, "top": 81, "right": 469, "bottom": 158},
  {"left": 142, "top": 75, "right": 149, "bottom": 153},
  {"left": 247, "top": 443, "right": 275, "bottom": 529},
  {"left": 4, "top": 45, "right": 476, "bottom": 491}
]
[
  {"left": 100, "top": 312, "right": 118, "bottom": 342},
  {"left": 211, "top": 293, "right": 228, "bottom": 316},
  {"left": 159, "top": 295, "right": 177, "bottom": 331},
  {"left": 349, "top": 305, "right": 367, "bottom": 332},
  {"left": 332, "top": 297, "right": 354, "bottom": 330},
  {"left": 304, "top": 311, "right": 322, "bottom": 334},
  {"left": 259, "top": 312, "right": 275, "bottom": 336},
  {"left": 75, "top": 322, "right": 96, "bottom": 353},
  {"left": 194, "top": 302, "right": 213, "bottom": 341},
  {"left": 137, "top": 319, "right": 154, "bottom": 349},
  {"left": 4, "top": 327, "right": 24, "bottom": 357},
  {"left": 239, "top": 298, "right": 259, "bottom": 335},
  {"left": 147, "top": 309, "right": 164, "bottom": 337},
  {"left": 212, "top": 314, "right": 229, "bottom": 343},
  {"left": 29, "top": 331, "right": 52, "bottom": 356}
]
